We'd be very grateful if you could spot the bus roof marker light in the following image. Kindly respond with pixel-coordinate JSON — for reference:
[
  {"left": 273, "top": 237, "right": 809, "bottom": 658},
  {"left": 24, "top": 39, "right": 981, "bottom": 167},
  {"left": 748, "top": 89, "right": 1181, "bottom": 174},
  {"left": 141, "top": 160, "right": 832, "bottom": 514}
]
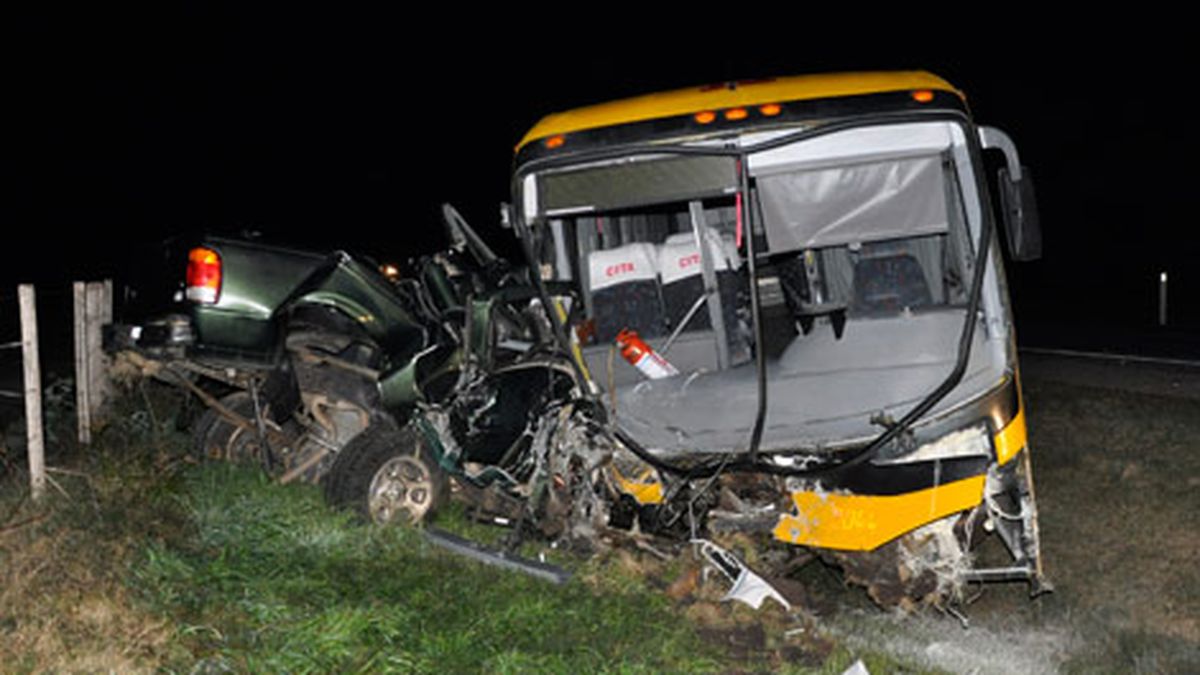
[
  {"left": 695, "top": 111, "right": 717, "bottom": 125},
  {"left": 545, "top": 134, "right": 566, "bottom": 149},
  {"left": 911, "top": 89, "right": 935, "bottom": 103},
  {"left": 724, "top": 107, "right": 749, "bottom": 121},
  {"left": 759, "top": 103, "right": 782, "bottom": 116}
]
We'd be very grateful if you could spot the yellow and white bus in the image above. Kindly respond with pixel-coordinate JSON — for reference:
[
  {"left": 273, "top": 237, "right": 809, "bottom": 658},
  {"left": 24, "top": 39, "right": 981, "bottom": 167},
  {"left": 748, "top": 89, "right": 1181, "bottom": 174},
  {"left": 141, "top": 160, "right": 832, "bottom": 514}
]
[{"left": 510, "top": 71, "right": 1046, "bottom": 605}]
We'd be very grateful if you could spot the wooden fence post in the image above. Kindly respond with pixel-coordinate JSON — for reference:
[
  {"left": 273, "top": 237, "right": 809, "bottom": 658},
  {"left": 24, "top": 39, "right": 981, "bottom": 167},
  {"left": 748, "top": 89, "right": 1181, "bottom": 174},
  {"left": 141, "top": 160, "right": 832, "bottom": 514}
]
[
  {"left": 19, "top": 285, "right": 45, "bottom": 501},
  {"left": 86, "top": 283, "right": 110, "bottom": 415},
  {"left": 74, "top": 278, "right": 112, "bottom": 441},
  {"left": 73, "top": 280, "right": 113, "bottom": 444},
  {"left": 73, "top": 282, "right": 91, "bottom": 444}
]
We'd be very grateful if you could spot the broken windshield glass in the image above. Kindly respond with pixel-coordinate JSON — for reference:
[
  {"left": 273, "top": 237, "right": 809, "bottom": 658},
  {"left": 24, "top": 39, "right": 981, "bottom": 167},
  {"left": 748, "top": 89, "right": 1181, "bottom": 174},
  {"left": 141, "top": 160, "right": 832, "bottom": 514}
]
[{"left": 520, "top": 118, "right": 999, "bottom": 456}]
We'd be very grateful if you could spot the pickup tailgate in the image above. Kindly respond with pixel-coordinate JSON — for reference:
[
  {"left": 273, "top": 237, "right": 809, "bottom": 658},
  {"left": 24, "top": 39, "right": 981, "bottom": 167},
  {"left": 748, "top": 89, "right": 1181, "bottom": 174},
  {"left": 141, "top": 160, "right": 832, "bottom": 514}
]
[{"left": 188, "top": 237, "right": 327, "bottom": 361}]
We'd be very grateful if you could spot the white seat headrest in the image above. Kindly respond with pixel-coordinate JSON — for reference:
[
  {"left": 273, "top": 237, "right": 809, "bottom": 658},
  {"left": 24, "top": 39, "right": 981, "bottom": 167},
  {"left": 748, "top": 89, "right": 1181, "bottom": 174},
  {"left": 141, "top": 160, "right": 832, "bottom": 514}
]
[{"left": 588, "top": 243, "right": 659, "bottom": 292}]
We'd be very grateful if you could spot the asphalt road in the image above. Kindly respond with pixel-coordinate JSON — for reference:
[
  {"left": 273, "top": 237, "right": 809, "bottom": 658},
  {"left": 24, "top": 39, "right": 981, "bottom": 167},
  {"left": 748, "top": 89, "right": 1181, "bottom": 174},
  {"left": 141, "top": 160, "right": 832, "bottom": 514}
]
[{"left": 1019, "top": 348, "right": 1200, "bottom": 401}]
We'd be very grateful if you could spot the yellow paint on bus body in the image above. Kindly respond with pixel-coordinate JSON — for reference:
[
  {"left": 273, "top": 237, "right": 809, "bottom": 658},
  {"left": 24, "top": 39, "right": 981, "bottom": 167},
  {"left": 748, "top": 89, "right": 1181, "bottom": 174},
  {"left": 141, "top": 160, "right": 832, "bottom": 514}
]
[
  {"left": 772, "top": 474, "right": 986, "bottom": 551},
  {"left": 993, "top": 406, "right": 1027, "bottom": 466},
  {"left": 610, "top": 466, "right": 664, "bottom": 505},
  {"left": 517, "top": 71, "right": 962, "bottom": 152}
]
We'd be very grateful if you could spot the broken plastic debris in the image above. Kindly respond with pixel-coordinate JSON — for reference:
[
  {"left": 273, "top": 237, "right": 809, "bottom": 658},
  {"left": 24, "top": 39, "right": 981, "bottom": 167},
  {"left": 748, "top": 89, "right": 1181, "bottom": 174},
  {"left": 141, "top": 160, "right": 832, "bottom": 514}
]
[
  {"left": 694, "top": 539, "right": 791, "bottom": 611},
  {"left": 841, "top": 659, "right": 870, "bottom": 675},
  {"left": 724, "top": 567, "right": 792, "bottom": 611},
  {"left": 423, "top": 528, "right": 571, "bottom": 585}
]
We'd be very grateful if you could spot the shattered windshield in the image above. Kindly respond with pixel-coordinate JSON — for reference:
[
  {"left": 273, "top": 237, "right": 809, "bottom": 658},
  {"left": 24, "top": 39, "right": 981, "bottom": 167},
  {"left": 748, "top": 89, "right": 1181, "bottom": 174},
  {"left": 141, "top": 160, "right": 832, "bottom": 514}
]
[
  {"left": 523, "top": 119, "right": 997, "bottom": 453},
  {"left": 529, "top": 122, "right": 974, "bottom": 343}
]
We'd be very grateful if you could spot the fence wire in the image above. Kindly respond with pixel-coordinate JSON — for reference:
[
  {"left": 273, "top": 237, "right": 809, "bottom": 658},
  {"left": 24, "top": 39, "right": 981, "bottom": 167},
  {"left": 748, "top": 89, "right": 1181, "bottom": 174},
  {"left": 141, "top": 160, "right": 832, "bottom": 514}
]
[{"left": 0, "top": 340, "right": 22, "bottom": 399}]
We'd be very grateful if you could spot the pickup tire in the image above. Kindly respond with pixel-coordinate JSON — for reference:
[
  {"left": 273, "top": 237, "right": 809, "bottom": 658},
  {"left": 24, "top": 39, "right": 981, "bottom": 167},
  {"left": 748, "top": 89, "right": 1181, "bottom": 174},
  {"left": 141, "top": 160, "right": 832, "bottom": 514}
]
[
  {"left": 323, "top": 421, "right": 448, "bottom": 525},
  {"left": 192, "top": 391, "right": 249, "bottom": 461},
  {"left": 190, "top": 398, "right": 229, "bottom": 460},
  {"left": 191, "top": 391, "right": 279, "bottom": 466}
]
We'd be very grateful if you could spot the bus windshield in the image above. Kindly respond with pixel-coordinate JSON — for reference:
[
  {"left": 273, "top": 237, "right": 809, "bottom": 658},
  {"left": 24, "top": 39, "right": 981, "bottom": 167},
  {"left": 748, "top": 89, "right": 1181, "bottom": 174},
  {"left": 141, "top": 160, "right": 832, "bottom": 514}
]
[{"left": 520, "top": 118, "right": 1000, "bottom": 455}]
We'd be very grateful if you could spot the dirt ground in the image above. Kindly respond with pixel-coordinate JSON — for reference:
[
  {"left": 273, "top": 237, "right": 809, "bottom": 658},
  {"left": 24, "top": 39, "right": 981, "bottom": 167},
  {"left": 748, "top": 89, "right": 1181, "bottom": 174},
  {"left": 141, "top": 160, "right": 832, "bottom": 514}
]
[{"left": 817, "top": 351, "right": 1200, "bottom": 674}]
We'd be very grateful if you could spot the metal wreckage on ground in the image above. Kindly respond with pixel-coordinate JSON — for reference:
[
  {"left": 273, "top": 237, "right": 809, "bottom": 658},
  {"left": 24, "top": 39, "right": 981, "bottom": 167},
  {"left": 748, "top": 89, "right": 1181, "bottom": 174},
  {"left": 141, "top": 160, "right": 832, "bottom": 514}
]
[{"left": 112, "top": 71, "right": 1049, "bottom": 612}]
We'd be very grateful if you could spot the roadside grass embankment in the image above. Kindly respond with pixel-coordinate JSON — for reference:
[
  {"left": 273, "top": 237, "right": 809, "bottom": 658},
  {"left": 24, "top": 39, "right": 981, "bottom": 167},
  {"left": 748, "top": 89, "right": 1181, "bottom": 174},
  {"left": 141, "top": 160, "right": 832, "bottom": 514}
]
[{"left": 1, "top": 380, "right": 906, "bottom": 674}]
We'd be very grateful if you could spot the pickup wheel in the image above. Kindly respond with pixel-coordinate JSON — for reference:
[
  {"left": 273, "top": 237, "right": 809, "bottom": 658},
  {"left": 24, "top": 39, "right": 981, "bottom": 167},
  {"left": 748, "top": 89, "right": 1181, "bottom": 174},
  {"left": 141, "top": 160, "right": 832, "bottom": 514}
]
[
  {"left": 190, "top": 400, "right": 228, "bottom": 461},
  {"left": 324, "top": 422, "right": 447, "bottom": 525},
  {"left": 191, "top": 391, "right": 281, "bottom": 466},
  {"left": 192, "top": 391, "right": 249, "bottom": 461}
]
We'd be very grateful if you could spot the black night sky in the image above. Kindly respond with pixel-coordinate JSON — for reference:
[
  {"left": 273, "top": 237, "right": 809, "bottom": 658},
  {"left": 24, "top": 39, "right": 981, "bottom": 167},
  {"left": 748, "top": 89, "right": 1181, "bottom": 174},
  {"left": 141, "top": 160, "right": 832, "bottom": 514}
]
[{"left": 6, "top": 9, "right": 1198, "bottom": 357}]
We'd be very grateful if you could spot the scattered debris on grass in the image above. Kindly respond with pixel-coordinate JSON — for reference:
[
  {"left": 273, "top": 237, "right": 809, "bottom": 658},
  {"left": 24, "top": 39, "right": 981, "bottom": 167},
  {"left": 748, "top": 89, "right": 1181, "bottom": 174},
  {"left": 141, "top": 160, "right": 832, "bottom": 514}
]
[{"left": 3, "top": 368, "right": 1198, "bottom": 672}]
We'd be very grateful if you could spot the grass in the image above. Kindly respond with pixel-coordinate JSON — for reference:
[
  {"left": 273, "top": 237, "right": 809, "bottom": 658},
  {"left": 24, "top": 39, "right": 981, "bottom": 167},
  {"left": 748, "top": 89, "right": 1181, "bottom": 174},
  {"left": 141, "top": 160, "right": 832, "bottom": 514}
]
[
  {"left": 133, "top": 464, "right": 722, "bottom": 673},
  {"left": 8, "top": 369, "right": 1199, "bottom": 673},
  {"left": 1021, "top": 378, "right": 1200, "bottom": 673},
  {"left": 1, "top": 380, "right": 915, "bottom": 673},
  {"left": 0, "top": 384, "right": 193, "bottom": 672}
]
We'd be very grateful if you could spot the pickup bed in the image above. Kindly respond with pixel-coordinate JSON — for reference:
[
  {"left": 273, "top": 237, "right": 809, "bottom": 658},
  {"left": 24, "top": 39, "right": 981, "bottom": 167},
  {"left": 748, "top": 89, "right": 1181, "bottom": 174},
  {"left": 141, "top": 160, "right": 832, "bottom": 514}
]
[{"left": 115, "top": 235, "right": 426, "bottom": 369}]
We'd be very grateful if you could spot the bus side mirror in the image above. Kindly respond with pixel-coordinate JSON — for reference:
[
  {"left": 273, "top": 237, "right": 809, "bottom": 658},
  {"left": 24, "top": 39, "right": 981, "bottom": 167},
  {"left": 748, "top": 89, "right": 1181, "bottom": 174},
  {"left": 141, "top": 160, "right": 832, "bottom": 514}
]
[
  {"left": 499, "top": 202, "right": 513, "bottom": 230},
  {"left": 980, "top": 126, "right": 1042, "bottom": 262},
  {"left": 998, "top": 167, "right": 1042, "bottom": 261}
]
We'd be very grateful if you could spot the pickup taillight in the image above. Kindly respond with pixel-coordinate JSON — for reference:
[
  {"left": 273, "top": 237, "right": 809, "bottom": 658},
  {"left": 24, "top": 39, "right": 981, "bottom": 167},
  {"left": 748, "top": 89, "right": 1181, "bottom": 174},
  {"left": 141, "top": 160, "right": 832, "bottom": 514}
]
[{"left": 186, "top": 246, "right": 222, "bottom": 304}]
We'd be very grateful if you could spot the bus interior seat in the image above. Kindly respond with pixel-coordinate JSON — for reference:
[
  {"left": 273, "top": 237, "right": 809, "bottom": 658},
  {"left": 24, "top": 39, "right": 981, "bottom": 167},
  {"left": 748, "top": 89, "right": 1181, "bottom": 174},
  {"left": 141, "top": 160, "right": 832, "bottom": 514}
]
[
  {"left": 659, "top": 233, "right": 715, "bottom": 331},
  {"left": 852, "top": 253, "right": 932, "bottom": 313},
  {"left": 658, "top": 232, "right": 749, "bottom": 363},
  {"left": 587, "top": 242, "right": 666, "bottom": 343}
]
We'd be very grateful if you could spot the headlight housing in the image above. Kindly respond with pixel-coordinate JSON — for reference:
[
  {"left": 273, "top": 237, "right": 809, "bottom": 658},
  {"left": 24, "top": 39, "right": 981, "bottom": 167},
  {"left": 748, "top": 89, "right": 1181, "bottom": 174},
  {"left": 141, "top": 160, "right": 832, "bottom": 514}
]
[{"left": 875, "top": 424, "right": 992, "bottom": 465}]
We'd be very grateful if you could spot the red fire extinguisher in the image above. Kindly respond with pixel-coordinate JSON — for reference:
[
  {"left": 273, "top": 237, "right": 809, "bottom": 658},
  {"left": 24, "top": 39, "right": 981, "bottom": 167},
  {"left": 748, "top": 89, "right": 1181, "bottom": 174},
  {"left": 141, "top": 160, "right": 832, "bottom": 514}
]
[{"left": 616, "top": 329, "right": 679, "bottom": 380}]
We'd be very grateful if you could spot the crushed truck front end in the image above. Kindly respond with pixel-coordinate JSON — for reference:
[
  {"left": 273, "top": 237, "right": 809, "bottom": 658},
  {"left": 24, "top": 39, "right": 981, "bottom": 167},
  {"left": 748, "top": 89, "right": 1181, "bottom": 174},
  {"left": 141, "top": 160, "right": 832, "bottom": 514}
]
[{"left": 511, "top": 72, "right": 1047, "bottom": 606}]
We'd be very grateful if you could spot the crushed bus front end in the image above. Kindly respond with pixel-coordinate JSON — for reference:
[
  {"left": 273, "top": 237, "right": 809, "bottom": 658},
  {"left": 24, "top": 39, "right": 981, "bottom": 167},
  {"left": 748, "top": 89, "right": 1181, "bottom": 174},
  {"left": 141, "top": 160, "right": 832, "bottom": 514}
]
[{"left": 510, "top": 72, "right": 1048, "bottom": 607}]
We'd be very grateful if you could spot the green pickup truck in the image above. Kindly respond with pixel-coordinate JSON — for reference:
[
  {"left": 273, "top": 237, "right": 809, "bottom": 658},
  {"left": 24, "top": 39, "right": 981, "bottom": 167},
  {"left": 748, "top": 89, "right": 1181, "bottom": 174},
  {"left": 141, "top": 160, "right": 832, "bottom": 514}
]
[{"left": 111, "top": 206, "right": 572, "bottom": 500}]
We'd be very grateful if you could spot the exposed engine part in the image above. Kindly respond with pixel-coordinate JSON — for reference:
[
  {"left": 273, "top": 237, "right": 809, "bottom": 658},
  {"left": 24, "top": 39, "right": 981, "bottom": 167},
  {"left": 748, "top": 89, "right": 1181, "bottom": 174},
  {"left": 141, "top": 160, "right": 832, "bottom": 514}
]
[{"left": 529, "top": 404, "right": 613, "bottom": 542}]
